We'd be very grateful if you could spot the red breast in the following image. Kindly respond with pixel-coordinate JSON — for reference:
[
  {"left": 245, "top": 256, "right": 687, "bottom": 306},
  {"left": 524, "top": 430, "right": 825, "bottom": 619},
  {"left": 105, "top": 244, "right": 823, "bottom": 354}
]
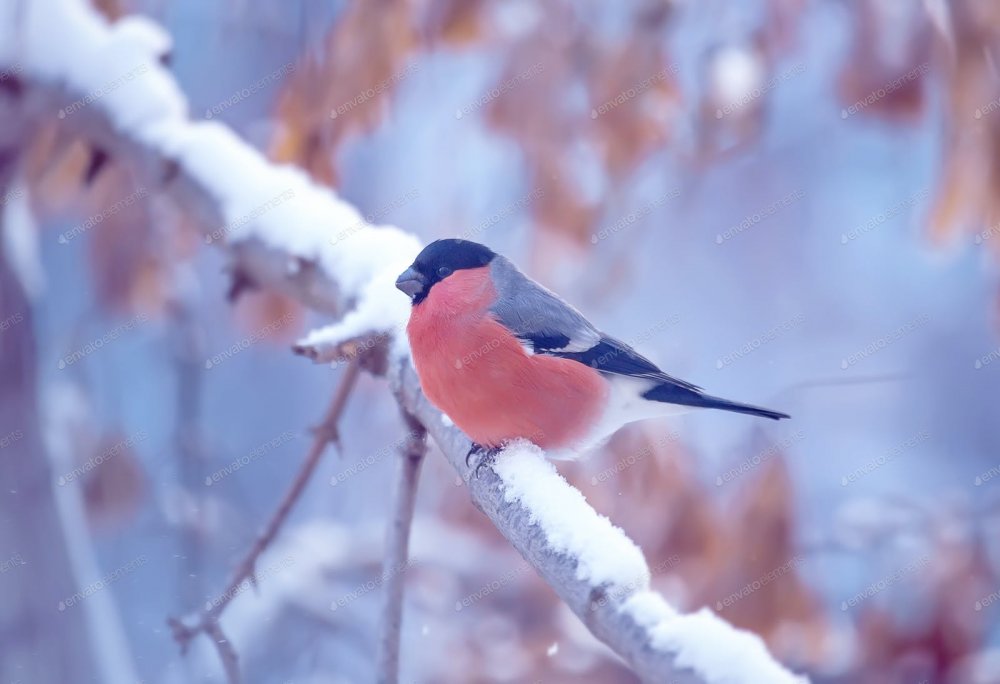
[{"left": 407, "top": 267, "right": 608, "bottom": 449}]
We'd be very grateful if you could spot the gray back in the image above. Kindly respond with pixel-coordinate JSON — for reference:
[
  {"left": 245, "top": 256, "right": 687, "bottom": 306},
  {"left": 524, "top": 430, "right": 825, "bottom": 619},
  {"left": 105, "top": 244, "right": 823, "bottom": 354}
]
[{"left": 488, "top": 256, "right": 601, "bottom": 353}]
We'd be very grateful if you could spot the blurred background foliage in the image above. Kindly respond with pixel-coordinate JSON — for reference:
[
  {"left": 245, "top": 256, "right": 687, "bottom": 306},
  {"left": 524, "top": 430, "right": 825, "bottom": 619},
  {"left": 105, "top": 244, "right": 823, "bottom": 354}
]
[{"left": 6, "top": 0, "right": 1000, "bottom": 682}]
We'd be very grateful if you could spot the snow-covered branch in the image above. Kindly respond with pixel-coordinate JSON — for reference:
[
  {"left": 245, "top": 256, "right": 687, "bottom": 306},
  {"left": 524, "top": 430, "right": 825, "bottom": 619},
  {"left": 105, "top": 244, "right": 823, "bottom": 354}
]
[
  {"left": 395, "top": 363, "right": 806, "bottom": 684},
  {"left": 0, "top": 1, "right": 807, "bottom": 682}
]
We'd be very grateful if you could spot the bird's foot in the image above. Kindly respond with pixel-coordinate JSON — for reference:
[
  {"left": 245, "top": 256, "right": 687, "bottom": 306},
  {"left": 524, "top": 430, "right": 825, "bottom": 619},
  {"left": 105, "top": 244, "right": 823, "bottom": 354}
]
[{"left": 465, "top": 442, "right": 501, "bottom": 479}]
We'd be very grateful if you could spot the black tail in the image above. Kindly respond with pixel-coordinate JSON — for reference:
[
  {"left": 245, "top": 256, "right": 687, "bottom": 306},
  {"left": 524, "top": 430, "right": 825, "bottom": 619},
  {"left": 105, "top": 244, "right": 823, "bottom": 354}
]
[{"left": 642, "top": 383, "right": 790, "bottom": 421}]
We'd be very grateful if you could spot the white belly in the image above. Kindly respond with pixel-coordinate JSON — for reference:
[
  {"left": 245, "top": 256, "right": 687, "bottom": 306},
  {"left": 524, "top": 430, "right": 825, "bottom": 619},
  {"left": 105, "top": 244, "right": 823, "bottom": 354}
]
[{"left": 543, "top": 375, "right": 693, "bottom": 460}]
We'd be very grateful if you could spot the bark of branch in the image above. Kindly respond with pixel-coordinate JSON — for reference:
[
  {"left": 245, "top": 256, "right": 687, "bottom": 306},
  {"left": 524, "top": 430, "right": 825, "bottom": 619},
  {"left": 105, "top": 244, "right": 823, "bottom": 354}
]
[
  {"left": 3, "top": 4, "right": 807, "bottom": 682},
  {"left": 167, "top": 360, "right": 361, "bottom": 683},
  {"left": 375, "top": 414, "right": 427, "bottom": 684}
]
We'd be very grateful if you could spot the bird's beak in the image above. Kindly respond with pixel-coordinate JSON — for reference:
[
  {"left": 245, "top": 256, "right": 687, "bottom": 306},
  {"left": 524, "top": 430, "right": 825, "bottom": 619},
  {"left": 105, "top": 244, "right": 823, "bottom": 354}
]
[{"left": 395, "top": 267, "right": 426, "bottom": 299}]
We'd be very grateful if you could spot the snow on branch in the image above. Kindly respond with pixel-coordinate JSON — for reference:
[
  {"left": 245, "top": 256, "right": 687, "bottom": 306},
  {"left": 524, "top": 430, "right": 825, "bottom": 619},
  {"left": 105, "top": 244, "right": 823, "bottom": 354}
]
[
  {"left": 0, "top": 1, "right": 808, "bottom": 682},
  {"left": 396, "top": 364, "right": 806, "bottom": 684}
]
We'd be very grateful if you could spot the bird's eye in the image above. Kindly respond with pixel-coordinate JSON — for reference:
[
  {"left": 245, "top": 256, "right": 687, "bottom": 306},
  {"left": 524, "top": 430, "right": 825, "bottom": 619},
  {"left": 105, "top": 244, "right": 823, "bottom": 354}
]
[{"left": 437, "top": 266, "right": 452, "bottom": 278}]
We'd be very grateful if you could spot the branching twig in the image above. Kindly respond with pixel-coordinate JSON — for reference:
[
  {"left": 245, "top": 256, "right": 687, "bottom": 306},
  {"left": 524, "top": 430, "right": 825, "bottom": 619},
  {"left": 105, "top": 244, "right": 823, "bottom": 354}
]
[
  {"left": 375, "top": 413, "right": 427, "bottom": 684},
  {"left": 167, "top": 359, "right": 362, "bottom": 683},
  {"left": 202, "top": 621, "right": 240, "bottom": 684}
]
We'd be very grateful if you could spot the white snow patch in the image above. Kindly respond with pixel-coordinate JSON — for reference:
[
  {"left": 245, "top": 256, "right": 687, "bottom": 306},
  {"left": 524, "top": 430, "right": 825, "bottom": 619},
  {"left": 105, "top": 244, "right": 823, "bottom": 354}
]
[
  {"left": 711, "top": 45, "right": 764, "bottom": 107},
  {"left": 6, "top": 0, "right": 423, "bottom": 349},
  {"left": 492, "top": 441, "right": 649, "bottom": 589},
  {"left": 622, "top": 594, "right": 809, "bottom": 684},
  {"left": 1, "top": 182, "right": 45, "bottom": 299},
  {"left": 622, "top": 589, "right": 677, "bottom": 627},
  {"left": 296, "top": 256, "right": 414, "bottom": 355},
  {"left": 16, "top": 0, "right": 186, "bottom": 130},
  {"left": 172, "top": 125, "right": 420, "bottom": 347}
]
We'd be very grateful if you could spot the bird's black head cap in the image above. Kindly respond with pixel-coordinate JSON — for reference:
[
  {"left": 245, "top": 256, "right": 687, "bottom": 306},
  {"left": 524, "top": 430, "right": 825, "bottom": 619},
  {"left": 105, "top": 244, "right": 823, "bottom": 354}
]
[{"left": 395, "top": 238, "right": 496, "bottom": 304}]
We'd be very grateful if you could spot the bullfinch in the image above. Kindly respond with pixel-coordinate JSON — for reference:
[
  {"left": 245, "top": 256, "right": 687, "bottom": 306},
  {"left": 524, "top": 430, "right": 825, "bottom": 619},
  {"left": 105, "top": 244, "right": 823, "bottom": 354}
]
[{"left": 395, "top": 239, "right": 789, "bottom": 465}]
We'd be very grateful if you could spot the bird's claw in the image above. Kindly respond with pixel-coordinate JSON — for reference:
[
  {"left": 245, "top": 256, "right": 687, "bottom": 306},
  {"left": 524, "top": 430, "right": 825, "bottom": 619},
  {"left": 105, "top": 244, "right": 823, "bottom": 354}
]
[
  {"left": 465, "top": 443, "right": 481, "bottom": 468},
  {"left": 465, "top": 443, "right": 500, "bottom": 479}
]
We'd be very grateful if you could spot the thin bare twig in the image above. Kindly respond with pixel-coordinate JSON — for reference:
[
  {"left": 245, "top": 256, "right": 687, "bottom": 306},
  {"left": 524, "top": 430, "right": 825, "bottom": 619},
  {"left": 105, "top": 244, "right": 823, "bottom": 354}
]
[
  {"left": 168, "top": 358, "right": 362, "bottom": 683},
  {"left": 375, "top": 413, "right": 427, "bottom": 684},
  {"left": 202, "top": 621, "right": 240, "bottom": 684}
]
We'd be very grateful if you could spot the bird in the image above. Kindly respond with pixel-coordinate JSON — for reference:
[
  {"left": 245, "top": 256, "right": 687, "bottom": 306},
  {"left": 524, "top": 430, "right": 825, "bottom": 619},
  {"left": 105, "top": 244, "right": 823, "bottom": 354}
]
[{"left": 395, "top": 238, "right": 789, "bottom": 467}]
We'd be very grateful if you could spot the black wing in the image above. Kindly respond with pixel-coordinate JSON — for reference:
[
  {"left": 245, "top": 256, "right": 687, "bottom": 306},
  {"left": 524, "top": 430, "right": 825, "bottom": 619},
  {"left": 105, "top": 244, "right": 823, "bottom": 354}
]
[
  {"left": 554, "top": 335, "right": 703, "bottom": 392},
  {"left": 487, "top": 256, "right": 701, "bottom": 391}
]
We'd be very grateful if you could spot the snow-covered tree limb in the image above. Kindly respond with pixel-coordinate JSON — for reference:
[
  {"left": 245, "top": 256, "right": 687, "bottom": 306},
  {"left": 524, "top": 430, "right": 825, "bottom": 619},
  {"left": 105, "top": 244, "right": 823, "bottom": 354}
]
[
  {"left": 0, "top": 1, "right": 808, "bottom": 682},
  {"left": 394, "top": 364, "right": 806, "bottom": 684}
]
